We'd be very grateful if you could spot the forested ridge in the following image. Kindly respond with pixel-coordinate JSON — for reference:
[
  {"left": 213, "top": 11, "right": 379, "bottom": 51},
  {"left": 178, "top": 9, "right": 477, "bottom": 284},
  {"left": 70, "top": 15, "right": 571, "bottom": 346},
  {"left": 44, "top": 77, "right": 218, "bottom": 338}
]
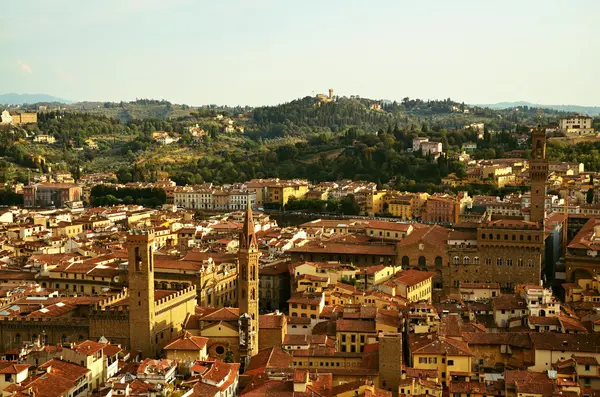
[{"left": 1, "top": 95, "right": 597, "bottom": 194}]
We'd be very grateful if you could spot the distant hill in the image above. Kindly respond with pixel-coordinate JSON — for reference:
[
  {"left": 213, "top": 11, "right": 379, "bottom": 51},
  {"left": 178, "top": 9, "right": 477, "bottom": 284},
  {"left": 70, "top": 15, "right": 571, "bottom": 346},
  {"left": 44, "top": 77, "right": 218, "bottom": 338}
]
[
  {"left": 478, "top": 101, "right": 600, "bottom": 116},
  {"left": 0, "top": 93, "right": 72, "bottom": 105}
]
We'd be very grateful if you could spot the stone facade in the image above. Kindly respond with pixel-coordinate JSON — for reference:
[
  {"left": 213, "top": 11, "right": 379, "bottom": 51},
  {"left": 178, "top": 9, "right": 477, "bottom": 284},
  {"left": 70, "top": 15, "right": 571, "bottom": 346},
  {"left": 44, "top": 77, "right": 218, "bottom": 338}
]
[
  {"left": 448, "top": 220, "right": 544, "bottom": 290},
  {"left": 379, "top": 334, "right": 403, "bottom": 393}
]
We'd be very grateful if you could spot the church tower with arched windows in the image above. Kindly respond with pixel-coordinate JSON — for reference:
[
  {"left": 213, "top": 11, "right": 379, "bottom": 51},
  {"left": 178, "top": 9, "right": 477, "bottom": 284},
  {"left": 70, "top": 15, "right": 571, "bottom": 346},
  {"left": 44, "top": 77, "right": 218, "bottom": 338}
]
[
  {"left": 238, "top": 205, "right": 259, "bottom": 366},
  {"left": 127, "top": 229, "right": 156, "bottom": 358}
]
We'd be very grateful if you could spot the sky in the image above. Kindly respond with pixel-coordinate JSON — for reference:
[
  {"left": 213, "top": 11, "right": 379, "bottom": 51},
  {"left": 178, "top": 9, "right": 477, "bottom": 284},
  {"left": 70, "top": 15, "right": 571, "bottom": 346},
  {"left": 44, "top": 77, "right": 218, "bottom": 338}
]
[{"left": 1, "top": 0, "right": 598, "bottom": 106}]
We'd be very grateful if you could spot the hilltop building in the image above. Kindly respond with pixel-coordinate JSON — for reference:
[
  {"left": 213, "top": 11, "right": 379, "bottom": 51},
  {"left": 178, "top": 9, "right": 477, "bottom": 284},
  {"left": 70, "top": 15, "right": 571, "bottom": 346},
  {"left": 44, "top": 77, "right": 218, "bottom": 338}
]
[{"left": 559, "top": 115, "right": 595, "bottom": 137}]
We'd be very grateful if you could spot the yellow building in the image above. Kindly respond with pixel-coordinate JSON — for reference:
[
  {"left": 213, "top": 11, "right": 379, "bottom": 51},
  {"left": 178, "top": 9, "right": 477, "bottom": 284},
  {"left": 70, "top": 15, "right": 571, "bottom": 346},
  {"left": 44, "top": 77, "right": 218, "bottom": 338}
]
[
  {"left": 163, "top": 332, "right": 209, "bottom": 362},
  {"left": 366, "top": 190, "right": 387, "bottom": 216},
  {"left": 266, "top": 181, "right": 309, "bottom": 207},
  {"left": 336, "top": 315, "right": 398, "bottom": 353},
  {"left": 356, "top": 265, "right": 395, "bottom": 290},
  {"left": 388, "top": 196, "right": 414, "bottom": 219},
  {"left": 291, "top": 350, "right": 379, "bottom": 386},
  {"left": 296, "top": 274, "right": 330, "bottom": 293},
  {"left": 288, "top": 291, "right": 325, "bottom": 319},
  {"left": 390, "top": 270, "right": 434, "bottom": 303},
  {"left": 52, "top": 221, "right": 84, "bottom": 237},
  {"left": 412, "top": 336, "right": 473, "bottom": 386},
  {"left": 398, "top": 377, "right": 443, "bottom": 397},
  {"left": 60, "top": 340, "right": 107, "bottom": 390},
  {"left": 306, "top": 188, "right": 329, "bottom": 200}
]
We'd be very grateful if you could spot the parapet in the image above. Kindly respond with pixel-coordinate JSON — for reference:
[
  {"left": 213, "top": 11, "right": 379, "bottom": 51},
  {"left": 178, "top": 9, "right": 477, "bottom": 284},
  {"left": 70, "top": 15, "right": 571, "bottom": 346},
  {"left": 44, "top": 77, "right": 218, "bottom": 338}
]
[
  {"left": 127, "top": 228, "right": 155, "bottom": 243},
  {"left": 95, "top": 288, "right": 129, "bottom": 310},
  {"left": 155, "top": 285, "right": 197, "bottom": 310},
  {"left": 0, "top": 316, "right": 89, "bottom": 325}
]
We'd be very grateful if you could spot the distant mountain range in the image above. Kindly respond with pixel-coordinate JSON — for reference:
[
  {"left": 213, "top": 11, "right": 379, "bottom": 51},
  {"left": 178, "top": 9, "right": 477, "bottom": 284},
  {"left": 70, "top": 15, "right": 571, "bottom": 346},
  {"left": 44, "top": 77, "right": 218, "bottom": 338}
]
[
  {"left": 0, "top": 93, "right": 72, "bottom": 105},
  {"left": 478, "top": 101, "right": 600, "bottom": 116}
]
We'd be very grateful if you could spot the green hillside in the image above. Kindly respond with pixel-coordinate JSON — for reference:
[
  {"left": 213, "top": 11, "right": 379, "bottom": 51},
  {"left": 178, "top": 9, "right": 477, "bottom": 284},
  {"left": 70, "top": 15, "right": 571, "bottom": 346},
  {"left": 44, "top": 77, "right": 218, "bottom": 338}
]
[{"left": 1, "top": 95, "right": 593, "bottom": 193}]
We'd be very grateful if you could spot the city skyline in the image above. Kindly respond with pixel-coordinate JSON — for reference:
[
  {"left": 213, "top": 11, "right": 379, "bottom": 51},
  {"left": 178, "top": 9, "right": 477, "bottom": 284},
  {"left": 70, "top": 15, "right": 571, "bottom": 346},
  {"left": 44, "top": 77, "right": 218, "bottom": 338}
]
[{"left": 2, "top": 0, "right": 599, "bottom": 106}]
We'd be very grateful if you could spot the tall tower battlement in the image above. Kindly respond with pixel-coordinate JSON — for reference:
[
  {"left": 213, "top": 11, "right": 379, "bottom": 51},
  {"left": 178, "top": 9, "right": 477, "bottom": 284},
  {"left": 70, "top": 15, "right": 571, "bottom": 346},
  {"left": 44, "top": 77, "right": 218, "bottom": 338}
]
[
  {"left": 530, "top": 125, "right": 548, "bottom": 224},
  {"left": 126, "top": 229, "right": 156, "bottom": 358}
]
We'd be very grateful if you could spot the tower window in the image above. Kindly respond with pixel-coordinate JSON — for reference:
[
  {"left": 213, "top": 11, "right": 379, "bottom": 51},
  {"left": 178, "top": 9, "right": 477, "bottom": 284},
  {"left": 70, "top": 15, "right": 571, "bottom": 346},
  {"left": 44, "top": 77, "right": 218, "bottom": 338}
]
[{"left": 134, "top": 247, "right": 142, "bottom": 271}]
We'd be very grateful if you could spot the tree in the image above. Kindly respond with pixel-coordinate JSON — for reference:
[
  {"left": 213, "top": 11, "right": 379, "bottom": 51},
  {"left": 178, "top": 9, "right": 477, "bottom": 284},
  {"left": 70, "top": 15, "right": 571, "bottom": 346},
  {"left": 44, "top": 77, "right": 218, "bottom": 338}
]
[
  {"left": 587, "top": 174, "right": 595, "bottom": 204},
  {"left": 340, "top": 194, "right": 361, "bottom": 215}
]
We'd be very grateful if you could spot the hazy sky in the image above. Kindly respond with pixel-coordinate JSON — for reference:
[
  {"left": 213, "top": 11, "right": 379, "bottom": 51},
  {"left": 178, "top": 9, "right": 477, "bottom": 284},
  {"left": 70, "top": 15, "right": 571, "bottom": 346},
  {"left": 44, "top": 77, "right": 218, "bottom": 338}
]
[{"left": 2, "top": 0, "right": 598, "bottom": 106}]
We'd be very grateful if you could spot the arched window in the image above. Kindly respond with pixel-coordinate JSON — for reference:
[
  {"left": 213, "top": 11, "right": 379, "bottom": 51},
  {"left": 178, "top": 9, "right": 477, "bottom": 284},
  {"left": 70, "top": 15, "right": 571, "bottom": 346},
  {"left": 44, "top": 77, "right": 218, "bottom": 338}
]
[
  {"left": 496, "top": 258, "right": 503, "bottom": 266},
  {"left": 473, "top": 257, "right": 479, "bottom": 265},
  {"left": 453, "top": 256, "right": 460, "bottom": 265},
  {"left": 485, "top": 258, "right": 492, "bottom": 265},
  {"left": 512, "top": 235, "right": 516, "bottom": 241},
  {"left": 489, "top": 234, "right": 493, "bottom": 239},
  {"left": 535, "top": 235, "right": 539, "bottom": 242},
  {"left": 435, "top": 256, "right": 443, "bottom": 266},
  {"left": 518, "top": 259, "right": 523, "bottom": 267},
  {"left": 528, "top": 235, "right": 532, "bottom": 241},
  {"left": 14, "top": 334, "right": 21, "bottom": 344},
  {"left": 528, "top": 259, "right": 533, "bottom": 267},
  {"left": 463, "top": 257, "right": 469, "bottom": 265},
  {"left": 251, "top": 288, "right": 256, "bottom": 300},
  {"left": 506, "top": 259, "right": 513, "bottom": 266},
  {"left": 496, "top": 234, "right": 500, "bottom": 240},
  {"left": 520, "top": 235, "right": 524, "bottom": 241},
  {"left": 481, "top": 234, "right": 486, "bottom": 239},
  {"left": 418, "top": 256, "right": 426, "bottom": 267},
  {"left": 402, "top": 256, "right": 409, "bottom": 267},
  {"left": 504, "top": 234, "right": 508, "bottom": 240}
]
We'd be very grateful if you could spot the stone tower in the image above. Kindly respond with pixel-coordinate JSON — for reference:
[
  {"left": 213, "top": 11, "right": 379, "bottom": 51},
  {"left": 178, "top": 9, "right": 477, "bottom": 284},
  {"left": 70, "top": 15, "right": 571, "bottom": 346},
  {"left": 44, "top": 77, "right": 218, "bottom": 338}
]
[
  {"left": 238, "top": 205, "right": 259, "bottom": 367},
  {"left": 530, "top": 124, "right": 548, "bottom": 224},
  {"left": 127, "top": 229, "right": 156, "bottom": 358},
  {"left": 379, "top": 333, "right": 403, "bottom": 394}
]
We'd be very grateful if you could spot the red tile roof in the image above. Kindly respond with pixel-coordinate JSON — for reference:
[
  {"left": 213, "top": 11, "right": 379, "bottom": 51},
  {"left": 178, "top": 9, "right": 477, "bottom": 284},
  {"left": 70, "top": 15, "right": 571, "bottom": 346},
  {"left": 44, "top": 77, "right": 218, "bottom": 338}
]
[{"left": 164, "top": 332, "right": 208, "bottom": 351}]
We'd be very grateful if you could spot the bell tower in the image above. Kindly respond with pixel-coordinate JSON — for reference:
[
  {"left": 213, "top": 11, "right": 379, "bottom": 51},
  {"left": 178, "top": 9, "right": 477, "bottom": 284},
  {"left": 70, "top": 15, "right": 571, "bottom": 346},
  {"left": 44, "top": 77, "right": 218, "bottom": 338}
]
[
  {"left": 238, "top": 205, "right": 259, "bottom": 368},
  {"left": 530, "top": 122, "right": 548, "bottom": 224},
  {"left": 127, "top": 229, "right": 156, "bottom": 358}
]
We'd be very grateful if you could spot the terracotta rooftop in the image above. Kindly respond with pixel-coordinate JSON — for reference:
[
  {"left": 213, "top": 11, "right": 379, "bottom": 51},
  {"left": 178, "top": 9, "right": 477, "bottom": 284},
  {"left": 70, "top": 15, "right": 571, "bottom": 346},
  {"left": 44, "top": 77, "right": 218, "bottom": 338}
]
[{"left": 163, "top": 332, "right": 208, "bottom": 351}]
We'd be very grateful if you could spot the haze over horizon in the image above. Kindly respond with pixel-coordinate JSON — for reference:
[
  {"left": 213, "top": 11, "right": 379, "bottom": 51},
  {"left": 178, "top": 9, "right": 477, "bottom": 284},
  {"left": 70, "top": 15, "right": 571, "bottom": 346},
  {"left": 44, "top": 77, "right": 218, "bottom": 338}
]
[{"left": 2, "top": 0, "right": 598, "bottom": 106}]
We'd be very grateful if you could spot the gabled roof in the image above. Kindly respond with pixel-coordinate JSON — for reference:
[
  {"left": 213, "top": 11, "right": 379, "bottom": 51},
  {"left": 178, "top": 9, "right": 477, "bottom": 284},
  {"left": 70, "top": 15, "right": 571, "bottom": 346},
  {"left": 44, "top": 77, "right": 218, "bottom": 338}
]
[
  {"left": 164, "top": 332, "right": 208, "bottom": 351},
  {"left": 71, "top": 340, "right": 106, "bottom": 356},
  {"left": 413, "top": 336, "right": 473, "bottom": 356},
  {"left": 200, "top": 307, "right": 240, "bottom": 321}
]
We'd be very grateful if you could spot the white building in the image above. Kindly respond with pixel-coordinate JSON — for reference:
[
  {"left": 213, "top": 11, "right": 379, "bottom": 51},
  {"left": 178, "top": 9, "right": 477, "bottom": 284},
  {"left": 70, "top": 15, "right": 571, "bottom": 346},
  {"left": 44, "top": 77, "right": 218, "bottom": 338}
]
[
  {"left": 1, "top": 110, "right": 13, "bottom": 125},
  {"left": 412, "top": 137, "right": 429, "bottom": 151},
  {"left": 559, "top": 115, "right": 595, "bottom": 137}
]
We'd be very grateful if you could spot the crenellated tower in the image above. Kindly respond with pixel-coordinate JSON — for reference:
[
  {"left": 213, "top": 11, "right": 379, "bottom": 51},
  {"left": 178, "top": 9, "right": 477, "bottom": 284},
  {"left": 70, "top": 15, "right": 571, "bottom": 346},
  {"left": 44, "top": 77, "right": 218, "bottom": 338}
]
[
  {"left": 238, "top": 205, "right": 260, "bottom": 368},
  {"left": 530, "top": 122, "right": 548, "bottom": 224},
  {"left": 127, "top": 229, "right": 156, "bottom": 358}
]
